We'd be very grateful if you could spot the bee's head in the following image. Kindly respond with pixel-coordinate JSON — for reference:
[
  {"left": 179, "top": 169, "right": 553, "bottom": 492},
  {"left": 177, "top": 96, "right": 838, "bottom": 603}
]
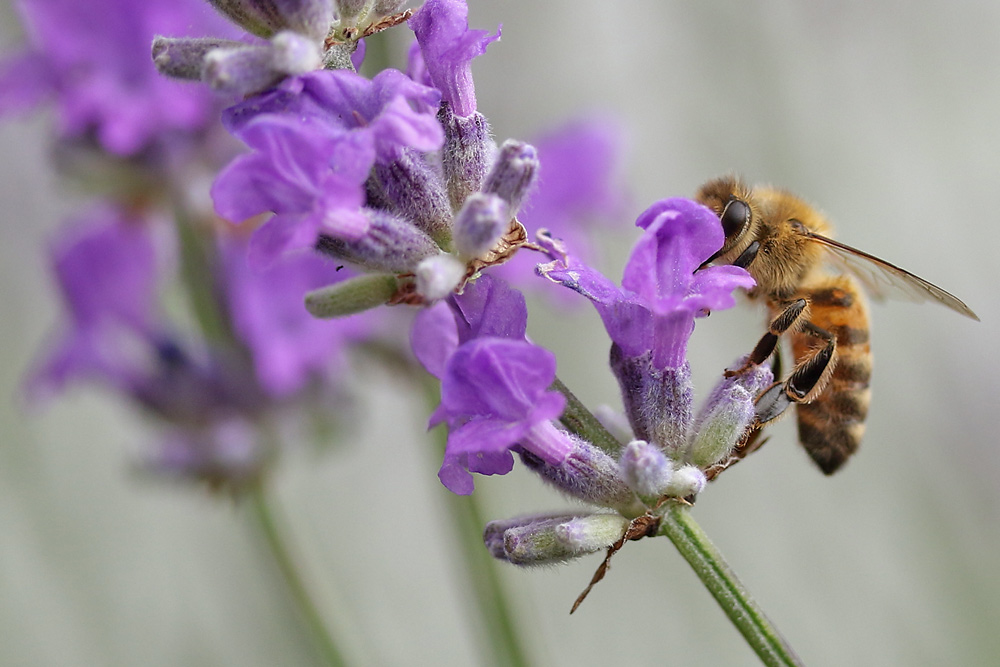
[{"left": 695, "top": 175, "right": 758, "bottom": 267}]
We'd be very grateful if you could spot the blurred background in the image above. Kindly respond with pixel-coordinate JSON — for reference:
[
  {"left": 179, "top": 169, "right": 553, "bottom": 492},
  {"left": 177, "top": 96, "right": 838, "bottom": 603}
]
[{"left": 1, "top": 1, "right": 997, "bottom": 665}]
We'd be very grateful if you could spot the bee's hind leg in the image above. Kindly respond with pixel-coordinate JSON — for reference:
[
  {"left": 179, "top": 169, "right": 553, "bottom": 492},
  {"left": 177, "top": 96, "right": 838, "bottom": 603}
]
[{"left": 755, "top": 321, "right": 837, "bottom": 424}]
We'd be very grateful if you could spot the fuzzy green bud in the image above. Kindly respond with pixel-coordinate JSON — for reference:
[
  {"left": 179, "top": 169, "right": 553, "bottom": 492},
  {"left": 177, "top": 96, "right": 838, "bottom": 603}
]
[
  {"left": 304, "top": 273, "right": 398, "bottom": 318},
  {"left": 493, "top": 513, "right": 630, "bottom": 566}
]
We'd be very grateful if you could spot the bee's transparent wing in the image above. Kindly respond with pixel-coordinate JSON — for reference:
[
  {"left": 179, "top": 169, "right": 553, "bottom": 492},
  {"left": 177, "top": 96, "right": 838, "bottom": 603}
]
[{"left": 807, "top": 231, "right": 979, "bottom": 321}]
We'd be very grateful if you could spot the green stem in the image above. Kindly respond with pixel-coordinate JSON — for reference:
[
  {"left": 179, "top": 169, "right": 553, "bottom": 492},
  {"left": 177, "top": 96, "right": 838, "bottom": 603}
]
[
  {"left": 248, "top": 486, "right": 348, "bottom": 667},
  {"left": 172, "top": 202, "right": 232, "bottom": 345},
  {"left": 551, "top": 376, "right": 623, "bottom": 456},
  {"left": 422, "top": 382, "right": 532, "bottom": 667},
  {"left": 659, "top": 504, "right": 804, "bottom": 667},
  {"left": 440, "top": 477, "right": 533, "bottom": 667}
]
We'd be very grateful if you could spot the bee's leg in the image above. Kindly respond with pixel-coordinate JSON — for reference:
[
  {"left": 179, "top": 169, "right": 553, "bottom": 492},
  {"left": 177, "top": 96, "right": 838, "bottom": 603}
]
[
  {"left": 755, "top": 322, "right": 837, "bottom": 424},
  {"left": 725, "top": 298, "right": 808, "bottom": 378}
]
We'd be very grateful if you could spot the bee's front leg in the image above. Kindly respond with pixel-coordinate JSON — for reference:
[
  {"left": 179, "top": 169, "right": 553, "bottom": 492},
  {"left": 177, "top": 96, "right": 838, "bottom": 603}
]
[{"left": 725, "top": 298, "right": 808, "bottom": 378}]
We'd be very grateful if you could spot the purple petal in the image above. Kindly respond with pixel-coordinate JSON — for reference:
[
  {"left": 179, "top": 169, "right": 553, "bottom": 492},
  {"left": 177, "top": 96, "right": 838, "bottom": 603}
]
[
  {"left": 53, "top": 206, "right": 161, "bottom": 332},
  {"left": 450, "top": 275, "right": 528, "bottom": 343},
  {"left": 409, "top": 0, "right": 500, "bottom": 117},
  {"left": 439, "top": 338, "right": 557, "bottom": 421},
  {"left": 438, "top": 432, "right": 516, "bottom": 495},
  {"left": 223, "top": 69, "right": 442, "bottom": 161},
  {"left": 625, "top": 198, "right": 726, "bottom": 297},
  {"left": 220, "top": 238, "right": 370, "bottom": 397},
  {"left": 411, "top": 301, "right": 460, "bottom": 379},
  {"left": 2, "top": 0, "right": 232, "bottom": 154},
  {"left": 537, "top": 244, "right": 653, "bottom": 356}
]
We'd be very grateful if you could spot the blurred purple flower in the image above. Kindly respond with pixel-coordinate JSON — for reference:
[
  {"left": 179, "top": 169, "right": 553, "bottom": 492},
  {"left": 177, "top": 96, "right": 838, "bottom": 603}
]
[
  {"left": 0, "top": 0, "right": 230, "bottom": 155},
  {"left": 26, "top": 205, "right": 166, "bottom": 398},
  {"left": 539, "top": 198, "right": 755, "bottom": 369},
  {"left": 28, "top": 207, "right": 370, "bottom": 487},
  {"left": 219, "top": 236, "right": 372, "bottom": 397},
  {"left": 409, "top": 0, "right": 500, "bottom": 117}
]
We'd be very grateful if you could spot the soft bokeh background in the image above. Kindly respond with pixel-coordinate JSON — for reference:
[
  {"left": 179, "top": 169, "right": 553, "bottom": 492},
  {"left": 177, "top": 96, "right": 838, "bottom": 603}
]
[{"left": 2, "top": 1, "right": 998, "bottom": 665}]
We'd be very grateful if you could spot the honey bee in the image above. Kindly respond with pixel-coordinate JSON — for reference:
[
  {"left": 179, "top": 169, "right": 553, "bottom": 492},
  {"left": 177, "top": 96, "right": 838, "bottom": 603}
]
[{"left": 696, "top": 175, "right": 978, "bottom": 474}]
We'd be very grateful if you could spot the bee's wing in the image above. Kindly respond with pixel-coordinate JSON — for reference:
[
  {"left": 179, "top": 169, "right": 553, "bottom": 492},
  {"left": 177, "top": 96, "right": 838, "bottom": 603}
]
[{"left": 806, "top": 231, "right": 980, "bottom": 321}]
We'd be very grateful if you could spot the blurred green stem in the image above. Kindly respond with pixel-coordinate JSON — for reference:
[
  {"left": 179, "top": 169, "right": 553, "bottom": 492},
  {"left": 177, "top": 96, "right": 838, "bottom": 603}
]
[
  {"left": 422, "top": 381, "right": 532, "bottom": 667},
  {"left": 249, "top": 485, "right": 348, "bottom": 667},
  {"left": 171, "top": 205, "right": 348, "bottom": 665},
  {"left": 659, "top": 504, "right": 804, "bottom": 667}
]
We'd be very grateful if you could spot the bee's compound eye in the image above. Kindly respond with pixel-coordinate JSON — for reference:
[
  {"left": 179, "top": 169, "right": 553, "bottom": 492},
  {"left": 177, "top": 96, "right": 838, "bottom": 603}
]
[{"left": 720, "top": 199, "right": 750, "bottom": 238}]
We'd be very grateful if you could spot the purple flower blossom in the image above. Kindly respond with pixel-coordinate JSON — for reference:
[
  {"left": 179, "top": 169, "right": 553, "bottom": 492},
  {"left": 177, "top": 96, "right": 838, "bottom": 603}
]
[
  {"left": 222, "top": 68, "right": 443, "bottom": 158},
  {"left": 411, "top": 274, "right": 528, "bottom": 378},
  {"left": 1, "top": 0, "right": 230, "bottom": 155},
  {"left": 219, "top": 236, "right": 372, "bottom": 397},
  {"left": 409, "top": 0, "right": 500, "bottom": 117},
  {"left": 539, "top": 198, "right": 755, "bottom": 369},
  {"left": 434, "top": 337, "right": 569, "bottom": 495},
  {"left": 411, "top": 276, "right": 570, "bottom": 494},
  {"left": 212, "top": 69, "right": 444, "bottom": 267},
  {"left": 26, "top": 208, "right": 265, "bottom": 419},
  {"left": 27, "top": 204, "right": 371, "bottom": 487},
  {"left": 26, "top": 206, "right": 166, "bottom": 399}
]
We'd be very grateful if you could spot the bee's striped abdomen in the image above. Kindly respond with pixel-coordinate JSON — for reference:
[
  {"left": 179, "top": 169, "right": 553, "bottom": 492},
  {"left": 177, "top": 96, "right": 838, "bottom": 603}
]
[{"left": 792, "top": 275, "right": 872, "bottom": 474}]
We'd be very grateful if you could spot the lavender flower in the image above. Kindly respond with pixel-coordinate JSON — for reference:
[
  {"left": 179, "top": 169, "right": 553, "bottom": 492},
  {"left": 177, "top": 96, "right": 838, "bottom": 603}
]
[
  {"left": 486, "top": 199, "right": 773, "bottom": 567},
  {"left": 153, "top": 0, "right": 416, "bottom": 95},
  {"left": 538, "top": 198, "right": 766, "bottom": 463},
  {"left": 28, "top": 207, "right": 369, "bottom": 489},
  {"left": 0, "top": 0, "right": 228, "bottom": 155},
  {"left": 218, "top": 236, "right": 372, "bottom": 398},
  {"left": 411, "top": 276, "right": 573, "bottom": 494},
  {"left": 211, "top": 68, "right": 444, "bottom": 268},
  {"left": 409, "top": 0, "right": 500, "bottom": 118},
  {"left": 26, "top": 206, "right": 166, "bottom": 398},
  {"left": 540, "top": 198, "right": 755, "bottom": 369}
]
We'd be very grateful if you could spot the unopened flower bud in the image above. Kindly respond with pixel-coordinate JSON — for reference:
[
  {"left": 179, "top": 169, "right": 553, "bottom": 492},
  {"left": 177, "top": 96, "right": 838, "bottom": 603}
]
[
  {"left": 152, "top": 37, "right": 243, "bottom": 80},
  {"left": 554, "top": 514, "right": 631, "bottom": 553},
  {"left": 315, "top": 209, "right": 440, "bottom": 273},
  {"left": 374, "top": 151, "right": 452, "bottom": 247},
  {"left": 373, "top": 0, "right": 406, "bottom": 17},
  {"left": 439, "top": 105, "right": 495, "bottom": 209},
  {"left": 336, "top": 0, "right": 367, "bottom": 21},
  {"left": 483, "top": 512, "right": 584, "bottom": 560},
  {"left": 270, "top": 30, "right": 323, "bottom": 74},
  {"left": 304, "top": 273, "right": 399, "bottom": 318},
  {"left": 665, "top": 464, "right": 706, "bottom": 498},
  {"left": 689, "top": 357, "right": 773, "bottom": 468},
  {"left": 415, "top": 254, "right": 466, "bottom": 301},
  {"left": 203, "top": 45, "right": 284, "bottom": 96},
  {"left": 490, "top": 513, "right": 629, "bottom": 566},
  {"left": 482, "top": 140, "right": 538, "bottom": 218},
  {"left": 453, "top": 193, "right": 507, "bottom": 261},
  {"left": 520, "top": 435, "right": 644, "bottom": 515},
  {"left": 620, "top": 440, "right": 674, "bottom": 498},
  {"left": 208, "top": 0, "right": 335, "bottom": 41}
]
